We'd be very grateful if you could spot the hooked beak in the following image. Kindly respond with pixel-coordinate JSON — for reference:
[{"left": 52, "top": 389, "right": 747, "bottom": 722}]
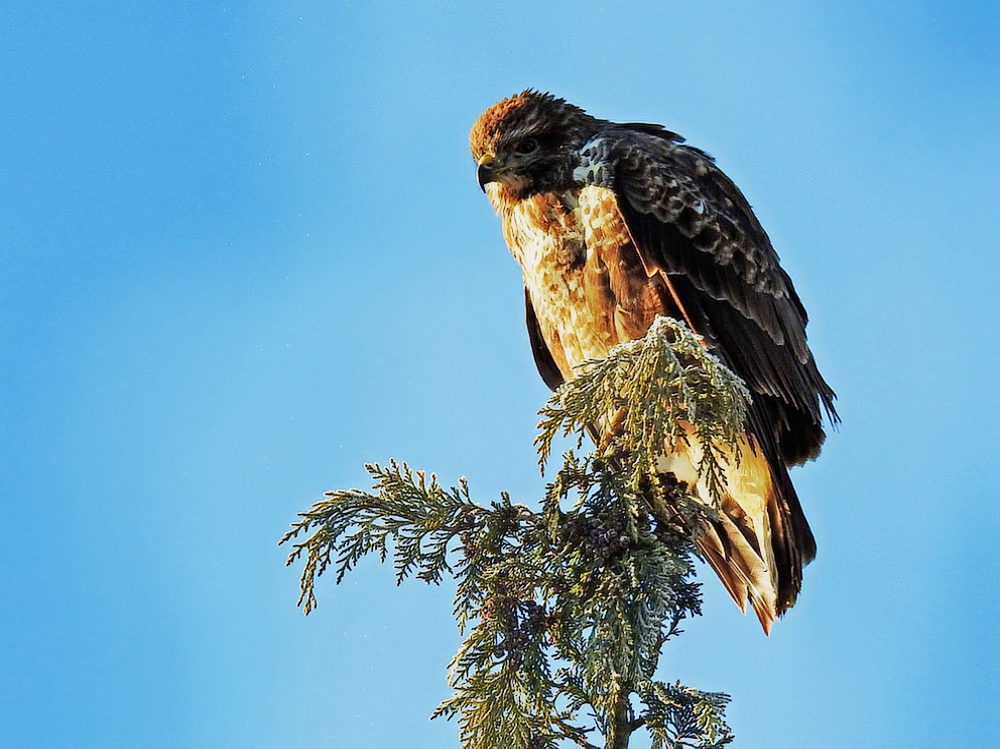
[{"left": 476, "top": 153, "right": 495, "bottom": 192}]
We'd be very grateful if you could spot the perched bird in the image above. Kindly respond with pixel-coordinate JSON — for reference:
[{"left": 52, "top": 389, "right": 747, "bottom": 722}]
[{"left": 470, "top": 91, "right": 837, "bottom": 633}]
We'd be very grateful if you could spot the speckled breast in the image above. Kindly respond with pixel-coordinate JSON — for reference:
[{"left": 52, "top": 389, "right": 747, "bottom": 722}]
[{"left": 500, "top": 190, "right": 620, "bottom": 379}]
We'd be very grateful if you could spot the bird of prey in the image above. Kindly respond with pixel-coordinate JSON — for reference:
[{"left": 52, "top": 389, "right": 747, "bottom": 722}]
[{"left": 470, "top": 91, "right": 837, "bottom": 633}]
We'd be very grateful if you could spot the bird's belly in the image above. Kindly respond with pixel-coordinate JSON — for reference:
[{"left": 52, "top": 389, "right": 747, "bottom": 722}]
[
  {"left": 512, "top": 223, "right": 617, "bottom": 378},
  {"left": 529, "top": 271, "right": 615, "bottom": 377}
]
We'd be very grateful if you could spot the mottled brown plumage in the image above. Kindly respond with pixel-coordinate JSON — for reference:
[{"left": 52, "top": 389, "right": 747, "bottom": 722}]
[{"left": 471, "top": 91, "right": 837, "bottom": 633}]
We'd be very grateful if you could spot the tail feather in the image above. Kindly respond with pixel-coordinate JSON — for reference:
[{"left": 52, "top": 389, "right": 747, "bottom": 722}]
[
  {"left": 696, "top": 509, "right": 778, "bottom": 635},
  {"left": 657, "top": 428, "right": 811, "bottom": 634}
]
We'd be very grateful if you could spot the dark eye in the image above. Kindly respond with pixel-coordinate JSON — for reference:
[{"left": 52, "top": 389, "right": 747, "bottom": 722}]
[{"left": 514, "top": 138, "right": 539, "bottom": 155}]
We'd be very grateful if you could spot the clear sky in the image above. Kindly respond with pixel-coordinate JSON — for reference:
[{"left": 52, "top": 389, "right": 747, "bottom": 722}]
[{"left": 2, "top": 1, "right": 999, "bottom": 747}]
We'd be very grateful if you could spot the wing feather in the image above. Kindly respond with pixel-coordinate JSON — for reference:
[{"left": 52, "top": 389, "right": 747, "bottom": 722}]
[
  {"left": 524, "top": 287, "right": 565, "bottom": 390},
  {"left": 577, "top": 127, "right": 838, "bottom": 614},
  {"left": 586, "top": 127, "right": 837, "bottom": 465}
]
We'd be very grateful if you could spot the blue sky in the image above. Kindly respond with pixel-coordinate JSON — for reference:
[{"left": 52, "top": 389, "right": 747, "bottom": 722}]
[{"left": 2, "top": 1, "right": 999, "bottom": 747}]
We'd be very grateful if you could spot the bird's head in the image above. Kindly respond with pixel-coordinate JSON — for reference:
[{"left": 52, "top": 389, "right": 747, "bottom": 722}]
[{"left": 470, "top": 90, "right": 600, "bottom": 207}]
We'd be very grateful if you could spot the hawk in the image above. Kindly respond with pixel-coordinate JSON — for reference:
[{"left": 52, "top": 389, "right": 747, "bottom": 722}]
[{"left": 470, "top": 91, "right": 837, "bottom": 633}]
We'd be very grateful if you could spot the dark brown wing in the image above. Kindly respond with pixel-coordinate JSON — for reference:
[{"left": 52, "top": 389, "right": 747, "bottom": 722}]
[
  {"left": 524, "top": 286, "right": 565, "bottom": 391},
  {"left": 589, "top": 126, "right": 838, "bottom": 467},
  {"left": 579, "top": 126, "right": 839, "bottom": 606}
]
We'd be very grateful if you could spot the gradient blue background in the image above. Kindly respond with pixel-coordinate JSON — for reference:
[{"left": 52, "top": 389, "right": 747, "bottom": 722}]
[{"left": 3, "top": 2, "right": 998, "bottom": 747}]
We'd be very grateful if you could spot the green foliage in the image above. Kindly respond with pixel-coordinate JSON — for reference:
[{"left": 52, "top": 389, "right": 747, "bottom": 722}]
[
  {"left": 280, "top": 317, "right": 740, "bottom": 749},
  {"left": 280, "top": 462, "right": 483, "bottom": 614},
  {"left": 536, "top": 315, "right": 749, "bottom": 509},
  {"left": 642, "top": 683, "right": 733, "bottom": 749}
]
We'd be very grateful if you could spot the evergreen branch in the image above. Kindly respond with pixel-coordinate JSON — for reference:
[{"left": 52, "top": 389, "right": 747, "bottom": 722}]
[
  {"left": 278, "top": 460, "right": 482, "bottom": 613},
  {"left": 535, "top": 316, "right": 749, "bottom": 507},
  {"left": 283, "top": 315, "right": 746, "bottom": 747},
  {"left": 641, "top": 682, "right": 734, "bottom": 749}
]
